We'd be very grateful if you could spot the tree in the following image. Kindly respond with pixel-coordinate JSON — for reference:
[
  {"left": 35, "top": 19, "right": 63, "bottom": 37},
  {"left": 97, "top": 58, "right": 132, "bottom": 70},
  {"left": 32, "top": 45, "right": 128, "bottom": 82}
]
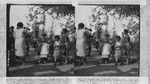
[
  {"left": 90, "top": 5, "right": 140, "bottom": 40},
  {"left": 103, "top": 5, "right": 139, "bottom": 17},
  {"left": 26, "top": 5, "right": 75, "bottom": 36}
]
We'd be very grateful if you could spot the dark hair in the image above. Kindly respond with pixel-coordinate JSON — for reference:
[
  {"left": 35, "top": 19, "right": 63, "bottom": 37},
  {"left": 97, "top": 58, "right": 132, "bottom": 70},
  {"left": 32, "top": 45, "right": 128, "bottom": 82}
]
[
  {"left": 74, "top": 27, "right": 76, "bottom": 30},
  {"left": 27, "top": 28, "right": 30, "bottom": 30},
  {"left": 10, "top": 26, "right": 14, "bottom": 29},
  {"left": 89, "top": 29, "right": 92, "bottom": 32},
  {"left": 43, "top": 33, "right": 47, "bottom": 37},
  {"left": 116, "top": 36, "right": 121, "bottom": 41},
  {"left": 105, "top": 34, "right": 110, "bottom": 38},
  {"left": 17, "top": 22, "right": 23, "bottom": 28},
  {"left": 78, "top": 23, "right": 85, "bottom": 29},
  {"left": 85, "top": 27, "right": 88, "bottom": 30},
  {"left": 55, "top": 35, "right": 60, "bottom": 40},
  {"left": 43, "top": 39, "right": 47, "bottom": 42},
  {"left": 124, "top": 29, "right": 128, "bottom": 34},
  {"left": 62, "top": 29, "right": 68, "bottom": 34}
]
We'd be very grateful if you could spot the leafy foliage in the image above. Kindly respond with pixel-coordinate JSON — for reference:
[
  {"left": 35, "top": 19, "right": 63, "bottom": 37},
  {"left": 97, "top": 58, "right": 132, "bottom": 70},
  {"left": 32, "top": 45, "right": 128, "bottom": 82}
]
[
  {"left": 39, "top": 5, "right": 75, "bottom": 15},
  {"left": 102, "top": 5, "right": 140, "bottom": 17},
  {"left": 26, "top": 5, "right": 75, "bottom": 35},
  {"left": 90, "top": 5, "right": 140, "bottom": 38}
]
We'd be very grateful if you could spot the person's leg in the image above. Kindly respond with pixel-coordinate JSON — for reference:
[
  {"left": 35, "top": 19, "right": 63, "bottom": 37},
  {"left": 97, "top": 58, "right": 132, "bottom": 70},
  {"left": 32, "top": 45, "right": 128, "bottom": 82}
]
[
  {"left": 44, "top": 58, "right": 48, "bottom": 63},
  {"left": 24, "top": 48, "right": 27, "bottom": 56},
  {"left": 18, "top": 57, "right": 21, "bottom": 65},
  {"left": 99, "top": 44, "right": 103, "bottom": 55},
  {"left": 33, "top": 41, "right": 37, "bottom": 51},
  {"left": 96, "top": 43, "right": 99, "bottom": 52},
  {"left": 94, "top": 41, "right": 98, "bottom": 52},
  {"left": 16, "top": 56, "right": 23, "bottom": 65},
  {"left": 18, "top": 57, "right": 23, "bottom": 65},
  {"left": 54, "top": 56, "right": 57, "bottom": 65},
  {"left": 39, "top": 58, "right": 41, "bottom": 63},
  {"left": 83, "top": 56, "right": 87, "bottom": 65},
  {"left": 16, "top": 56, "right": 20, "bottom": 65},
  {"left": 98, "top": 57, "right": 102, "bottom": 64},
  {"left": 124, "top": 45, "right": 128, "bottom": 64},
  {"left": 26, "top": 45, "right": 30, "bottom": 56},
  {"left": 126, "top": 48, "right": 131, "bottom": 64},
  {"left": 78, "top": 57, "right": 82, "bottom": 65},
  {"left": 66, "top": 48, "right": 70, "bottom": 62},
  {"left": 65, "top": 47, "right": 69, "bottom": 64},
  {"left": 118, "top": 57, "right": 123, "bottom": 64},
  {"left": 87, "top": 47, "right": 89, "bottom": 56},
  {"left": 89, "top": 45, "right": 92, "bottom": 55},
  {"left": 21, "top": 56, "right": 25, "bottom": 65},
  {"left": 54, "top": 50, "right": 59, "bottom": 66},
  {"left": 80, "top": 57, "right": 84, "bottom": 65},
  {"left": 104, "top": 58, "right": 109, "bottom": 64},
  {"left": 87, "top": 44, "right": 92, "bottom": 56},
  {"left": 115, "top": 55, "right": 118, "bottom": 66}
]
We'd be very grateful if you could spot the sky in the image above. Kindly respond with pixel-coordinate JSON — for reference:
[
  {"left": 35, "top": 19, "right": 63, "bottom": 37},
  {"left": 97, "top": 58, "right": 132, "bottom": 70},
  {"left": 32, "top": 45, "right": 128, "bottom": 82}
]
[
  {"left": 75, "top": 6, "right": 94, "bottom": 28},
  {"left": 10, "top": 5, "right": 31, "bottom": 29}
]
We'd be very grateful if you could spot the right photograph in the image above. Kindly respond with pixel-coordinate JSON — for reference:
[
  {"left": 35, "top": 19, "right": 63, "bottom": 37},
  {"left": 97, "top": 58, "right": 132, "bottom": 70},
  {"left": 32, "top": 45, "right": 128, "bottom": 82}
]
[{"left": 74, "top": 5, "right": 140, "bottom": 76}]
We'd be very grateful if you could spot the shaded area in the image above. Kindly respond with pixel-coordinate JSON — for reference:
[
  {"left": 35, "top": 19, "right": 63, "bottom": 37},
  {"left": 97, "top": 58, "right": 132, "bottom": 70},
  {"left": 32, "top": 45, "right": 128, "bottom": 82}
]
[
  {"left": 74, "top": 47, "right": 139, "bottom": 76},
  {"left": 8, "top": 49, "right": 74, "bottom": 76}
]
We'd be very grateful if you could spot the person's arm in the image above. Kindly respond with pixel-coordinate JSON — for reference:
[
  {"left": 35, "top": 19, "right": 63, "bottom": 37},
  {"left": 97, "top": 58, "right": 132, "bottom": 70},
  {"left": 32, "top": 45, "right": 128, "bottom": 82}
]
[
  {"left": 66, "top": 35, "right": 70, "bottom": 44},
  {"left": 53, "top": 43, "right": 55, "bottom": 48},
  {"left": 23, "top": 29, "right": 27, "bottom": 38},
  {"left": 74, "top": 32, "right": 77, "bottom": 39},
  {"left": 13, "top": 30, "right": 16, "bottom": 39},
  {"left": 120, "top": 42, "right": 123, "bottom": 49},
  {"left": 83, "top": 31, "right": 87, "bottom": 38},
  {"left": 127, "top": 35, "right": 132, "bottom": 47},
  {"left": 59, "top": 42, "right": 62, "bottom": 48}
]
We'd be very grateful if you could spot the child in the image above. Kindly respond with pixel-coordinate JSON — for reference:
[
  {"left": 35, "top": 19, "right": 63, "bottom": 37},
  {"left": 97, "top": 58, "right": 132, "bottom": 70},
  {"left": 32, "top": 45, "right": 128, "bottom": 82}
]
[
  {"left": 53, "top": 35, "right": 61, "bottom": 66},
  {"left": 114, "top": 36, "right": 122, "bottom": 66},
  {"left": 100, "top": 40, "right": 111, "bottom": 64},
  {"left": 39, "top": 39, "right": 49, "bottom": 63}
]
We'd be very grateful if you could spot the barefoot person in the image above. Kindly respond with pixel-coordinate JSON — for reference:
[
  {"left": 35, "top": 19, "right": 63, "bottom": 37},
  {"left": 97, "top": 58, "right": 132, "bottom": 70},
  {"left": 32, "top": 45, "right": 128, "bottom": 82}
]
[
  {"left": 114, "top": 36, "right": 122, "bottom": 66},
  {"left": 14, "top": 22, "right": 26, "bottom": 65},
  {"left": 53, "top": 35, "right": 61, "bottom": 66}
]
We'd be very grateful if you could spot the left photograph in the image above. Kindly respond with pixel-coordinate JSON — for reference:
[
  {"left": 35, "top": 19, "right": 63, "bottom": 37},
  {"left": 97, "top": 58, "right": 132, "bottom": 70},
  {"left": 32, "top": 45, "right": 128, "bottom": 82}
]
[{"left": 7, "top": 4, "right": 75, "bottom": 76}]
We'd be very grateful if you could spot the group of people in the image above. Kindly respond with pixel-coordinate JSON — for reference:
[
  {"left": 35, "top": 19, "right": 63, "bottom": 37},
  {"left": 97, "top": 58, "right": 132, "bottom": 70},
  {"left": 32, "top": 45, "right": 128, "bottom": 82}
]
[
  {"left": 39, "top": 28, "right": 76, "bottom": 65},
  {"left": 8, "top": 22, "right": 76, "bottom": 66},
  {"left": 98, "top": 29, "right": 132, "bottom": 66},
  {"left": 8, "top": 22, "right": 132, "bottom": 67},
  {"left": 75, "top": 23, "right": 132, "bottom": 66}
]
